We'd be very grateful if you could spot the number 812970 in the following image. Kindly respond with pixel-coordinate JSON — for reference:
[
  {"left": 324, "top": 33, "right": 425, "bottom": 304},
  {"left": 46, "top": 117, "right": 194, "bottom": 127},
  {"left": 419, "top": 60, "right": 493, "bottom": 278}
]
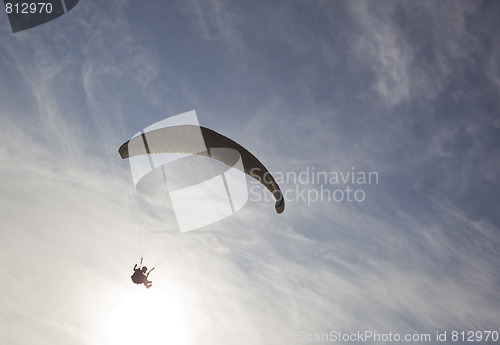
[{"left": 5, "top": 2, "right": 53, "bottom": 14}]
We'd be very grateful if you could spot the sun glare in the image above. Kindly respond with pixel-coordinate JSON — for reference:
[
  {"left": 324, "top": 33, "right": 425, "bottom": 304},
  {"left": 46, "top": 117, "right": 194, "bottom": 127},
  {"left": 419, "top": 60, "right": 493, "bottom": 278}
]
[{"left": 104, "top": 285, "right": 191, "bottom": 345}]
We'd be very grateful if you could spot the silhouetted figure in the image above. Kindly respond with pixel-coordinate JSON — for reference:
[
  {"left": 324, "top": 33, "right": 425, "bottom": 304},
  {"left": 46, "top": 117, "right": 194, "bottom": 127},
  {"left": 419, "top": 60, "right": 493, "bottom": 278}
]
[{"left": 131, "top": 258, "right": 155, "bottom": 288}]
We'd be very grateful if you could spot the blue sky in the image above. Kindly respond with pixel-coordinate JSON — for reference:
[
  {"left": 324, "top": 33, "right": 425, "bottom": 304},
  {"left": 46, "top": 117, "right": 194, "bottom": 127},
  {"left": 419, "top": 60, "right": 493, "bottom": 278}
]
[{"left": 1, "top": 0, "right": 499, "bottom": 344}]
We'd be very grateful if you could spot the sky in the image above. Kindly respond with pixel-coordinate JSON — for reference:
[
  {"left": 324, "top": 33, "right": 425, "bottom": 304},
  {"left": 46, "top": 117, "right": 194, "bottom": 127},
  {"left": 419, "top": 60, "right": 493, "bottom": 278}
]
[{"left": 1, "top": 0, "right": 499, "bottom": 344}]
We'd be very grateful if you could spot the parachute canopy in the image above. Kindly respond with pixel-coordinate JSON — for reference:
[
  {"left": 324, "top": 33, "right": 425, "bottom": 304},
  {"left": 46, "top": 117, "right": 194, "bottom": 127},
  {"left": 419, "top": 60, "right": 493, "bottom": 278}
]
[{"left": 119, "top": 125, "right": 284, "bottom": 213}]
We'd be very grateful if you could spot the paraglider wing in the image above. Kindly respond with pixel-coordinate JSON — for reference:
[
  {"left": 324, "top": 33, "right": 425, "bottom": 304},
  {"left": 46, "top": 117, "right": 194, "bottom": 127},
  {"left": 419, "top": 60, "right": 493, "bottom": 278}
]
[{"left": 119, "top": 125, "right": 284, "bottom": 213}]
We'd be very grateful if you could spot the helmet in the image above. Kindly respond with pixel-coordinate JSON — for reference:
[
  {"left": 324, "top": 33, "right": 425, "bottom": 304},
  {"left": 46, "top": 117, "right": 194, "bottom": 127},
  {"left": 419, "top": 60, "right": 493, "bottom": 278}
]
[{"left": 142, "top": 266, "right": 148, "bottom": 273}]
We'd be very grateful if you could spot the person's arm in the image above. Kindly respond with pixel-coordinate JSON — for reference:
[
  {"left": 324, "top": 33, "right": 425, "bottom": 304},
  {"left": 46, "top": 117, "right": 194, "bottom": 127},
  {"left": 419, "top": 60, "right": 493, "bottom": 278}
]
[
  {"left": 134, "top": 258, "right": 143, "bottom": 270},
  {"left": 146, "top": 267, "right": 155, "bottom": 277}
]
